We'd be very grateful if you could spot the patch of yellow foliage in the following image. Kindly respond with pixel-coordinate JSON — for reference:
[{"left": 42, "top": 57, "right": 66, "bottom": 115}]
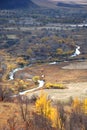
[
  {"left": 35, "top": 92, "right": 64, "bottom": 129},
  {"left": 72, "top": 98, "right": 87, "bottom": 114},
  {"left": 82, "top": 99, "right": 87, "bottom": 114},
  {"left": 72, "top": 97, "right": 81, "bottom": 111},
  {"left": 45, "top": 82, "right": 65, "bottom": 89},
  {"left": 32, "top": 76, "right": 40, "bottom": 83}
]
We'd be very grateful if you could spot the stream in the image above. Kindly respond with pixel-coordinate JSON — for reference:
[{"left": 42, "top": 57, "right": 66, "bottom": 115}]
[
  {"left": 71, "top": 45, "right": 80, "bottom": 57},
  {"left": 9, "top": 66, "right": 45, "bottom": 96},
  {"left": 19, "top": 80, "right": 45, "bottom": 95},
  {"left": 9, "top": 45, "right": 80, "bottom": 95},
  {"left": 49, "top": 45, "right": 81, "bottom": 64},
  {"left": 9, "top": 68, "right": 23, "bottom": 80}
]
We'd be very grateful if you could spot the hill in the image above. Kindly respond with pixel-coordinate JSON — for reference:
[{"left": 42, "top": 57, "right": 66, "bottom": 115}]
[
  {"left": 32, "top": 0, "right": 57, "bottom": 8},
  {"left": 1, "top": 0, "right": 87, "bottom": 9},
  {"left": 32, "top": 0, "right": 87, "bottom": 8},
  {"left": 50, "top": 0, "right": 87, "bottom": 5},
  {"left": 0, "top": 0, "right": 38, "bottom": 9},
  {"left": 57, "top": 2, "right": 82, "bottom": 8}
]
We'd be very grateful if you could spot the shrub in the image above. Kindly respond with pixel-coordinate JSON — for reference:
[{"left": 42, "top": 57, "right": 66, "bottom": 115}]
[
  {"left": 45, "top": 82, "right": 66, "bottom": 89},
  {"left": 32, "top": 76, "right": 40, "bottom": 84}
]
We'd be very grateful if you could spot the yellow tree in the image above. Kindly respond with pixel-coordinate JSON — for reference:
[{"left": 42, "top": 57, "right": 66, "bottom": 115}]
[
  {"left": 56, "top": 48, "right": 63, "bottom": 55},
  {"left": 16, "top": 57, "right": 27, "bottom": 66},
  {"left": 72, "top": 97, "right": 81, "bottom": 113},
  {"left": 35, "top": 92, "right": 64, "bottom": 129},
  {"left": 36, "top": 93, "right": 51, "bottom": 116},
  {"left": 82, "top": 98, "right": 87, "bottom": 114}
]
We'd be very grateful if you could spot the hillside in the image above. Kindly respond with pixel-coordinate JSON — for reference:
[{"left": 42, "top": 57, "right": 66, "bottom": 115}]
[
  {"left": 32, "top": 0, "right": 57, "bottom": 8},
  {"left": 0, "top": 0, "right": 38, "bottom": 9},
  {"left": 32, "top": 0, "right": 87, "bottom": 8},
  {"left": 1, "top": 0, "right": 87, "bottom": 9},
  {"left": 50, "top": 0, "right": 87, "bottom": 5}
]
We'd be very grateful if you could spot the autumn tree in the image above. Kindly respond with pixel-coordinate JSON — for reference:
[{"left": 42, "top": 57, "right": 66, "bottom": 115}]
[
  {"left": 35, "top": 92, "right": 64, "bottom": 129},
  {"left": 72, "top": 97, "right": 81, "bottom": 113},
  {"left": 56, "top": 48, "right": 63, "bottom": 55},
  {"left": 0, "top": 85, "right": 13, "bottom": 101},
  {"left": 70, "top": 98, "right": 87, "bottom": 130},
  {"left": 32, "top": 76, "right": 40, "bottom": 84},
  {"left": 82, "top": 99, "right": 87, "bottom": 114}
]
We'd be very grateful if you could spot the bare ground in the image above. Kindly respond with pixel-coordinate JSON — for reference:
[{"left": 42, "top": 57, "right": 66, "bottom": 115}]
[{"left": 24, "top": 60, "right": 87, "bottom": 102}]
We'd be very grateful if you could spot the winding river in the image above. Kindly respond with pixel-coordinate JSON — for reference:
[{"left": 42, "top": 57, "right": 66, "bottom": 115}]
[
  {"left": 71, "top": 45, "right": 80, "bottom": 57},
  {"left": 9, "top": 66, "right": 45, "bottom": 96},
  {"left": 9, "top": 68, "right": 24, "bottom": 80},
  {"left": 19, "top": 80, "right": 45, "bottom": 95},
  {"left": 9, "top": 45, "right": 80, "bottom": 95},
  {"left": 49, "top": 45, "right": 81, "bottom": 64}
]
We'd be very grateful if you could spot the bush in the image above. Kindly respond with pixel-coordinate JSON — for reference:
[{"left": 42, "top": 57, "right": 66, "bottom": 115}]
[
  {"left": 32, "top": 76, "right": 40, "bottom": 84},
  {"left": 45, "top": 82, "right": 66, "bottom": 89}
]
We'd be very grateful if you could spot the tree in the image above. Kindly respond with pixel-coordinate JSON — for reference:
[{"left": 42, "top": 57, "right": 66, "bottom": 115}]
[
  {"left": 56, "top": 48, "right": 63, "bottom": 55},
  {"left": 0, "top": 86, "right": 13, "bottom": 101},
  {"left": 18, "top": 96, "right": 32, "bottom": 130},
  {"left": 82, "top": 99, "right": 87, "bottom": 114},
  {"left": 72, "top": 97, "right": 81, "bottom": 113},
  {"left": 35, "top": 92, "right": 63, "bottom": 129},
  {"left": 32, "top": 76, "right": 40, "bottom": 84}
]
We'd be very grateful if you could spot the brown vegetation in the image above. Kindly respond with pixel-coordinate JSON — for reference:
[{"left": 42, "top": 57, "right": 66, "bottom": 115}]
[{"left": 0, "top": 94, "right": 87, "bottom": 130}]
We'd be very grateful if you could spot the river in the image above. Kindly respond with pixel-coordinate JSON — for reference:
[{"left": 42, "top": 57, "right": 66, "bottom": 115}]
[
  {"left": 49, "top": 45, "right": 81, "bottom": 64},
  {"left": 71, "top": 45, "right": 80, "bottom": 57},
  {"left": 9, "top": 66, "right": 45, "bottom": 96},
  {"left": 9, "top": 45, "right": 80, "bottom": 95}
]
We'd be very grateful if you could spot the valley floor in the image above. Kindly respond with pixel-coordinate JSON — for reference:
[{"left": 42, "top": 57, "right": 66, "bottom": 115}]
[{"left": 14, "top": 60, "right": 87, "bottom": 102}]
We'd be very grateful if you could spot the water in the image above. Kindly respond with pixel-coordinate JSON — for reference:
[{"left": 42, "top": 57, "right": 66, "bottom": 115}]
[{"left": 71, "top": 45, "right": 80, "bottom": 57}]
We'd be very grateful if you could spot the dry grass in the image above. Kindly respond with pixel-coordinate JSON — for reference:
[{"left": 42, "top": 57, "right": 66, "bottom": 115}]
[
  {"left": 0, "top": 101, "right": 34, "bottom": 128},
  {"left": 25, "top": 61, "right": 87, "bottom": 102},
  {"left": 0, "top": 102, "right": 20, "bottom": 128},
  {"left": 0, "top": 60, "right": 87, "bottom": 127},
  {"left": 25, "top": 61, "right": 87, "bottom": 83}
]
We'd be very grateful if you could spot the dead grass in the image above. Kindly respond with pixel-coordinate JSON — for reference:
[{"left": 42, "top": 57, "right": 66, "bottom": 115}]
[
  {"left": 25, "top": 62, "right": 87, "bottom": 83},
  {"left": 0, "top": 102, "right": 34, "bottom": 128},
  {"left": 0, "top": 60, "right": 87, "bottom": 127},
  {"left": 25, "top": 61, "right": 87, "bottom": 102},
  {"left": 0, "top": 102, "right": 19, "bottom": 128}
]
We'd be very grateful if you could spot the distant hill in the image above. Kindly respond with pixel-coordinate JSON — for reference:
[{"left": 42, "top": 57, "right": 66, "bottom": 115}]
[
  {"left": 1, "top": 0, "right": 87, "bottom": 10},
  {"left": 0, "top": 0, "right": 38, "bottom": 9},
  {"left": 50, "top": 0, "right": 87, "bottom": 5},
  {"left": 32, "top": 0, "right": 87, "bottom": 8},
  {"left": 57, "top": 2, "right": 82, "bottom": 8},
  {"left": 32, "top": 0, "right": 57, "bottom": 8},
  {"left": 50, "top": 0, "right": 87, "bottom": 7}
]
